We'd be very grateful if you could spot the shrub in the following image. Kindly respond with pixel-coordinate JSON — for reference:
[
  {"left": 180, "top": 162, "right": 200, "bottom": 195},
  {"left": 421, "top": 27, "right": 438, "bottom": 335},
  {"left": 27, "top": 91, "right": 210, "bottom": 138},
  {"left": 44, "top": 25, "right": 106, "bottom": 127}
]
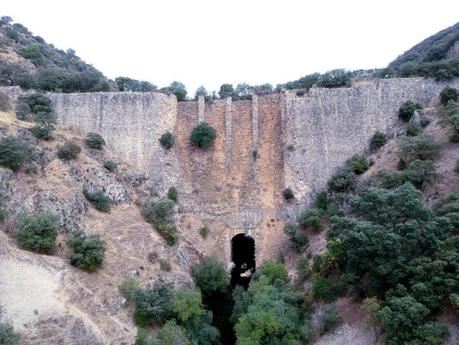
[
  {"left": 439, "top": 99, "right": 459, "bottom": 131},
  {"left": 406, "top": 122, "right": 422, "bottom": 136},
  {"left": 297, "top": 255, "right": 309, "bottom": 281},
  {"left": 159, "top": 131, "right": 175, "bottom": 149},
  {"left": 346, "top": 154, "right": 369, "bottom": 174},
  {"left": 403, "top": 159, "right": 437, "bottom": 188},
  {"left": 103, "top": 160, "right": 117, "bottom": 172},
  {"left": 328, "top": 167, "right": 356, "bottom": 193},
  {"left": 83, "top": 189, "right": 112, "bottom": 212},
  {"left": 119, "top": 278, "right": 139, "bottom": 301},
  {"left": 0, "top": 206, "right": 6, "bottom": 222},
  {"left": 191, "top": 256, "right": 229, "bottom": 295},
  {"left": 30, "top": 125, "right": 53, "bottom": 140},
  {"left": 316, "top": 69, "right": 351, "bottom": 88},
  {"left": 455, "top": 160, "right": 459, "bottom": 174},
  {"left": 370, "top": 131, "right": 387, "bottom": 151},
  {"left": 283, "top": 187, "right": 294, "bottom": 201},
  {"left": 313, "top": 278, "right": 336, "bottom": 302},
  {"left": 299, "top": 208, "right": 323, "bottom": 231},
  {"left": 68, "top": 232, "right": 105, "bottom": 272},
  {"left": 318, "top": 304, "right": 342, "bottom": 335},
  {"left": 315, "top": 191, "right": 328, "bottom": 210},
  {"left": 0, "top": 137, "right": 32, "bottom": 171},
  {"left": 15, "top": 102, "right": 31, "bottom": 120},
  {"left": 133, "top": 283, "right": 174, "bottom": 326},
  {"left": 159, "top": 259, "right": 171, "bottom": 272},
  {"left": 147, "top": 251, "right": 158, "bottom": 263},
  {"left": 420, "top": 117, "right": 432, "bottom": 128},
  {"left": 16, "top": 212, "right": 58, "bottom": 254},
  {"left": 399, "top": 135, "right": 440, "bottom": 160},
  {"left": 190, "top": 122, "right": 216, "bottom": 148},
  {"left": 440, "top": 87, "right": 458, "bottom": 105},
  {"left": 142, "top": 198, "right": 177, "bottom": 245},
  {"left": 19, "top": 44, "right": 44, "bottom": 65},
  {"left": 451, "top": 132, "right": 459, "bottom": 143},
  {"left": 218, "top": 84, "right": 235, "bottom": 98},
  {"left": 167, "top": 187, "right": 178, "bottom": 203},
  {"left": 375, "top": 170, "right": 403, "bottom": 189},
  {"left": 85, "top": 132, "right": 105, "bottom": 149},
  {"left": 284, "top": 223, "right": 309, "bottom": 251},
  {"left": 399, "top": 101, "right": 422, "bottom": 122},
  {"left": 0, "top": 91, "right": 10, "bottom": 111},
  {"left": 57, "top": 141, "right": 81, "bottom": 160},
  {"left": 165, "top": 81, "right": 187, "bottom": 101},
  {"left": 199, "top": 226, "right": 209, "bottom": 239},
  {"left": 0, "top": 322, "right": 20, "bottom": 345}
]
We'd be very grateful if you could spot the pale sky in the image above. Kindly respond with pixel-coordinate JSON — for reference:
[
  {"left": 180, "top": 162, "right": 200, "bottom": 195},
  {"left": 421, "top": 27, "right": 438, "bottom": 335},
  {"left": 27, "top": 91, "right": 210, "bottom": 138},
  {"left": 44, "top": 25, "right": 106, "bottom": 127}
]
[{"left": 2, "top": 0, "right": 459, "bottom": 95}]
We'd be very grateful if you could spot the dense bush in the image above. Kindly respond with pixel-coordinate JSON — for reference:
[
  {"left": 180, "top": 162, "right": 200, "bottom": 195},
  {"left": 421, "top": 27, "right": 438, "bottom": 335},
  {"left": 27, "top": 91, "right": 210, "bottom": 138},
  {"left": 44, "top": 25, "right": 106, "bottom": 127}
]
[
  {"left": 399, "top": 101, "right": 422, "bottom": 122},
  {"left": 159, "top": 131, "right": 175, "bottom": 149},
  {"left": 296, "top": 255, "right": 309, "bottom": 281},
  {"left": 114, "top": 77, "right": 157, "bottom": 92},
  {"left": 19, "top": 43, "right": 44, "bottom": 65},
  {"left": 299, "top": 208, "right": 323, "bottom": 231},
  {"left": 17, "top": 93, "right": 56, "bottom": 140},
  {"left": 83, "top": 189, "right": 112, "bottom": 212},
  {"left": 233, "top": 261, "right": 312, "bottom": 344},
  {"left": 199, "top": 226, "right": 209, "bottom": 239},
  {"left": 159, "top": 259, "right": 172, "bottom": 272},
  {"left": 119, "top": 277, "right": 139, "bottom": 301},
  {"left": 0, "top": 322, "right": 20, "bottom": 345},
  {"left": 313, "top": 278, "right": 336, "bottom": 302},
  {"left": 327, "top": 167, "right": 356, "bottom": 193},
  {"left": 85, "top": 132, "right": 105, "bottom": 149},
  {"left": 218, "top": 84, "right": 235, "bottom": 98},
  {"left": 0, "top": 91, "right": 11, "bottom": 111},
  {"left": 16, "top": 212, "right": 58, "bottom": 254},
  {"left": 406, "top": 122, "right": 422, "bottom": 136},
  {"left": 142, "top": 198, "right": 178, "bottom": 245},
  {"left": 325, "top": 183, "right": 457, "bottom": 344},
  {"left": 346, "top": 154, "right": 369, "bottom": 174},
  {"left": 57, "top": 141, "right": 81, "bottom": 160},
  {"left": 374, "top": 170, "right": 403, "bottom": 189},
  {"left": 398, "top": 135, "right": 440, "bottom": 161},
  {"left": 316, "top": 69, "right": 351, "bottom": 88},
  {"left": 68, "top": 232, "right": 105, "bottom": 272},
  {"left": 103, "top": 159, "right": 117, "bottom": 172},
  {"left": 317, "top": 304, "right": 342, "bottom": 335},
  {"left": 315, "top": 191, "right": 328, "bottom": 210},
  {"left": 0, "top": 137, "right": 32, "bottom": 171},
  {"left": 403, "top": 159, "right": 437, "bottom": 188},
  {"left": 283, "top": 223, "right": 309, "bottom": 251},
  {"left": 133, "top": 282, "right": 174, "bottom": 327},
  {"left": 282, "top": 187, "right": 294, "bottom": 201},
  {"left": 438, "top": 100, "right": 459, "bottom": 132},
  {"left": 167, "top": 187, "right": 178, "bottom": 203},
  {"left": 440, "top": 86, "right": 458, "bottom": 105},
  {"left": 370, "top": 131, "right": 387, "bottom": 151},
  {"left": 190, "top": 122, "right": 216, "bottom": 148},
  {"left": 191, "top": 256, "right": 229, "bottom": 295}
]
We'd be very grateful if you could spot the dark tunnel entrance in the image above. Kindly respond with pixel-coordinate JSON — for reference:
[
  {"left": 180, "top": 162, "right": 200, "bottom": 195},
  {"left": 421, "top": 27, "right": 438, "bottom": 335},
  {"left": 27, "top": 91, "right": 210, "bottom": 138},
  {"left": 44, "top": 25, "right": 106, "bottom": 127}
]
[{"left": 230, "top": 234, "right": 256, "bottom": 288}]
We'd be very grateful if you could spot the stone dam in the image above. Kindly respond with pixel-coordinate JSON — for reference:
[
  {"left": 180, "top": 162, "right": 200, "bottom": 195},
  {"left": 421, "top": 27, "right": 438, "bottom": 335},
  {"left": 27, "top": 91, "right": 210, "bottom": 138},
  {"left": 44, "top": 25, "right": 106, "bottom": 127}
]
[{"left": 4, "top": 77, "right": 459, "bottom": 262}]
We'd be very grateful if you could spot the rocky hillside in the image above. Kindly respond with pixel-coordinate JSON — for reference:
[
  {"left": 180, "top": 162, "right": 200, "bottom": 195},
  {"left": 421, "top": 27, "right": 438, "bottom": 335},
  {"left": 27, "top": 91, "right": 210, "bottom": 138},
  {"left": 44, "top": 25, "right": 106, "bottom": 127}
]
[
  {"left": 0, "top": 16, "right": 109, "bottom": 92},
  {"left": 0, "top": 99, "right": 213, "bottom": 344},
  {"left": 387, "top": 21, "right": 459, "bottom": 79}
]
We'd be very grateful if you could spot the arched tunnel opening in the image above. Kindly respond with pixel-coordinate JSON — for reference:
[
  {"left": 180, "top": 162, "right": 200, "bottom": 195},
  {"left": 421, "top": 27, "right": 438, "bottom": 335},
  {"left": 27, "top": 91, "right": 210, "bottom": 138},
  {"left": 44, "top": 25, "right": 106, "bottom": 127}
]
[{"left": 230, "top": 234, "right": 256, "bottom": 288}]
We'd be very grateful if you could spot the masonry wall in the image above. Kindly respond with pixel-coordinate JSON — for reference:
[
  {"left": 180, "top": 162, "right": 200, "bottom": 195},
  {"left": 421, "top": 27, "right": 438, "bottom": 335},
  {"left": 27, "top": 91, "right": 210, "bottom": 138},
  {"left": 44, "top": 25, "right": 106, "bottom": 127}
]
[
  {"left": 11, "top": 77, "right": 458, "bottom": 263},
  {"left": 283, "top": 77, "right": 459, "bottom": 212},
  {"left": 50, "top": 92, "right": 179, "bottom": 193}
]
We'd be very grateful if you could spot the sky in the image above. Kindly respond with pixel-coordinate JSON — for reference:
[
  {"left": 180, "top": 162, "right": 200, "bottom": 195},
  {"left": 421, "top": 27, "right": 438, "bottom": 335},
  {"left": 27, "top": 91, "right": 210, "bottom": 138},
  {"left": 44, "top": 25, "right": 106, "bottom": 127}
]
[{"left": 2, "top": 0, "right": 459, "bottom": 95}]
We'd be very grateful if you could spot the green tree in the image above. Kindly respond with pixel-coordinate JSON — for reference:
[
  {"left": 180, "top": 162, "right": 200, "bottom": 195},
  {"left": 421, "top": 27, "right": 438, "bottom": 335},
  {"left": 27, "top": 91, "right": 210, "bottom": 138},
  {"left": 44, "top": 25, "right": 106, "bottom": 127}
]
[
  {"left": 194, "top": 86, "right": 208, "bottom": 100},
  {"left": 439, "top": 87, "right": 458, "bottom": 105},
  {"left": 16, "top": 212, "right": 58, "bottom": 254},
  {"left": 0, "top": 137, "right": 32, "bottom": 171},
  {"left": 190, "top": 122, "right": 216, "bottom": 148},
  {"left": 402, "top": 159, "right": 437, "bottom": 188},
  {"left": 150, "top": 321, "right": 191, "bottom": 345},
  {"left": 191, "top": 256, "right": 229, "bottom": 295},
  {"left": 398, "top": 135, "right": 440, "bottom": 161},
  {"left": 399, "top": 101, "right": 422, "bottom": 122},
  {"left": 85, "top": 132, "right": 105, "bottom": 149},
  {"left": 164, "top": 81, "right": 187, "bottom": 101},
  {"left": 68, "top": 232, "right": 105, "bottom": 272},
  {"left": 133, "top": 283, "right": 174, "bottom": 326},
  {"left": 317, "top": 69, "right": 351, "bottom": 88},
  {"left": 327, "top": 167, "right": 356, "bottom": 193},
  {"left": 218, "top": 84, "right": 234, "bottom": 98},
  {"left": 438, "top": 100, "right": 459, "bottom": 131},
  {"left": 172, "top": 289, "right": 205, "bottom": 323}
]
